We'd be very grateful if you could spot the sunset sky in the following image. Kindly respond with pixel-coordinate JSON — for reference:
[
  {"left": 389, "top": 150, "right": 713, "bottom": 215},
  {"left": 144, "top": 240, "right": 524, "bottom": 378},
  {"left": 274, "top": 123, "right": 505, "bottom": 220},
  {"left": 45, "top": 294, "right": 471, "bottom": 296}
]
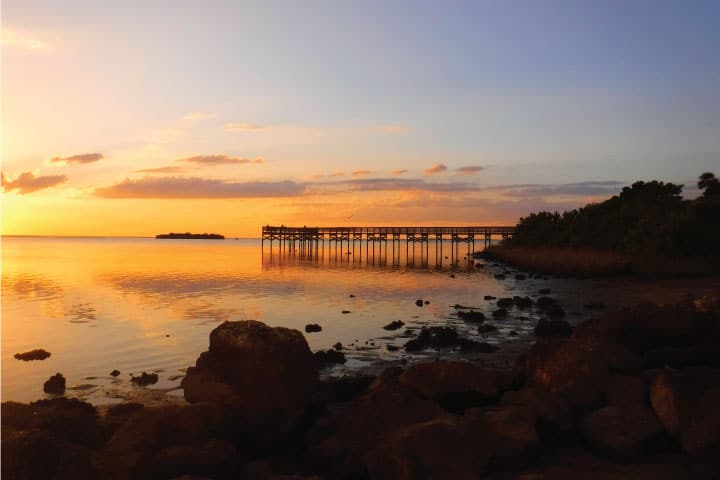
[{"left": 2, "top": 0, "right": 719, "bottom": 237}]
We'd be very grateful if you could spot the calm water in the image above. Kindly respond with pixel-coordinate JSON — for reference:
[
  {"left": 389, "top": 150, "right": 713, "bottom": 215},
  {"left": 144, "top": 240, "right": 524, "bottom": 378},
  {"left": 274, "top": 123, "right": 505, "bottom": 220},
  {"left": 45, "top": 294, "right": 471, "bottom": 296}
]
[{"left": 2, "top": 236, "right": 606, "bottom": 404}]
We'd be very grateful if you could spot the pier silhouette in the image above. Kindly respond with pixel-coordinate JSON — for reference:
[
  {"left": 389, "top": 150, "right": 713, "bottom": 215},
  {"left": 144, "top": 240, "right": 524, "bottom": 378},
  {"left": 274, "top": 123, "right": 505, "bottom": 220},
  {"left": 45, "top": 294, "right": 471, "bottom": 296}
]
[{"left": 261, "top": 225, "right": 514, "bottom": 268}]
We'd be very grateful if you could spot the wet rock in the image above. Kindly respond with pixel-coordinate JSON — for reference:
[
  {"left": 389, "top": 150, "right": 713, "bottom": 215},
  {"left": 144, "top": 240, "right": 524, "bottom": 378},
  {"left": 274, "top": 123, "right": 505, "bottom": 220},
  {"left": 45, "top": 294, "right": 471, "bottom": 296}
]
[
  {"left": 44, "top": 373, "right": 66, "bottom": 395},
  {"left": 314, "top": 349, "right": 346, "bottom": 369},
  {"left": 349, "top": 294, "right": 356, "bottom": 298},
  {"left": 110, "top": 369, "right": 120, "bottom": 377},
  {"left": 341, "top": 310, "right": 351, "bottom": 314},
  {"left": 131, "top": 372, "right": 159, "bottom": 386},
  {"left": 415, "top": 299, "right": 424, "bottom": 307},
  {"left": 424, "top": 300, "right": 430, "bottom": 305},
  {"left": 494, "top": 274, "right": 506, "bottom": 280},
  {"left": 515, "top": 274, "right": 527, "bottom": 280},
  {"left": 14, "top": 348, "right": 51, "bottom": 361},
  {"left": 581, "top": 404, "right": 665, "bottom": 458},
  {"left": 650, "top": 367, "right": 720, "bottom": 436},
  {"left": 681, "top": 387, "right": 720, "bottom": 457},
  {"left": 509, "top": 331, "right": 518, "bottom": 336},
  {"left": 333, "top": 342, "right": 343, "bottom": 351},
  {"left": 478, "top": 324, "right": 498, "bottom": 334},
  {"left": 457, "top": 310, "right": 485, "bottom": 322},
  {"left": 492, "top": 308, "right": 508, "bottom": 318},
  {"left": 305, "top": 323, "right": 322, "bottom": 333},
  {"left": 538, "top": 288, "right": 551, "bottom": 294},
  {"left": 537, "top": 297, "right": 566, "bottom": 318},
  {"left": 181, "top": 320, "right": 319, "bottom": 442},
  {"left": 534, "top": 319, "right": 573, "bottom": 337},
  {"left": 386, "top": 344, "right": 400, "bottom": 352},
  {"left": 484, "top": 295, "right": 497, "bottom": 300},
  {"left": 404, "top": 326, "right": 459, "bottom": 352},
  {"left": 497, "top": 297, "right": 515, "bottom": 308},
  {"left": 514, "top": 296, "right": 534, "bottom": 309},
  {"left": 383, "top": 320, "right": 405, "bottom": 331},
  {"left": 399, "top": 361, "right": 498, "bottom": 410},
  {"left": 458, "top": 339, "right": 498, "bottom": 353}
]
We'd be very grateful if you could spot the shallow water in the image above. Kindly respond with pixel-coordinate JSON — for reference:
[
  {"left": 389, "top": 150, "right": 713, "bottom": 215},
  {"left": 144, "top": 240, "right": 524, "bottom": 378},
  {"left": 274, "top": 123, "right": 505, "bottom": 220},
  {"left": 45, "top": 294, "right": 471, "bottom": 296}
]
[{"left": 2, "top": 236, "right": 607, "bottom": 404}]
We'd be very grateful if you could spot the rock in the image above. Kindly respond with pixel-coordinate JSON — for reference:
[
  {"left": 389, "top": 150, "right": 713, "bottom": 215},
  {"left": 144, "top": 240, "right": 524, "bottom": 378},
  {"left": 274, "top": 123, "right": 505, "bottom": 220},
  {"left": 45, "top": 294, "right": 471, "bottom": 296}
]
[
  {"left": 478, "top": 324, "right": 498, "bottom": 334},
  {"left": 14, "top": 349, "right": 51, "bottom": 361},
  {"left": 131, "top": 372, "right": 159, "bottom": 386},
  {"left": 584, "top": 302, "right": 605, "bottom": 310},
  {"left": 457, "top": 310, "right": 485, "bottom": 322},
  {"left": 497, "top": 297, "right": 515, "bottom": 308},
  {"left": 305, "top": 323, "right": 322, "bottom": 333},
  {"left": 494, "top": 274, "right": 506, "bottom": 280},
  {"left": 458, "top": 339, "right": 498, "bottom": 353},
  {"left": 537, "top": 297, "right": 566, "bottom": 318},
  {"left": 404, "top": 326, "right": 458, "bottom": 352},
  {"left": 415, "top": 299, "right": 424, "bottom": 307},
  {"left": 538, "top": 288, "right": 551, "bottom": 294},
  {"left": 514, "top": 296, "right": 534, "bottom": 309},
  {"left": 44, "top": 373, "right": 66, "bottom": 395},
  {"left": 386, "top": 344, "right": 399, "bottom": 352},
  {"left": 515, "top": 274, "right": 527, "bottom": 280},
  {"left": 534, "top": 319, "right": 573, "bottom": 337},
  {"left": 110, "top": 369, "right": 121, "bottom": 377},
  {"left": 341, "top": 310, "right": 351, "bottom": 314},
  {"left": 333, "top": 342, "right": 343, "bottom": 351},
  {"left": 424, "top": 300, "right": 430, "bottom": 305},
  {"left": 399, "top": 361, "right": 499, "bottom": 409},
  {"left": 141, "top": 439, "right": 238, "bottom": 479},
  {"left": 471, "top": 406, "right": 540, "bottom": 467},
  {"left": 181, "top": 321, "right": 319, "bottom": 441},
  {"left": 492, "top": 308, "right": 508, "bottom": 318},
  {"left": 501, "top": 386, "right": 573, "bottom": 441},
  {"left": 581, "top": 404, "right": 665, "bottom": 458},
  {"left": 606, "top": 375, "right": 646, "bottom": 406},
  {"left": 314, "top": 349, "right": 346, "bottom": 369},
  {"left": 382, "top": 320, "right": 405, "bottom": 331},
  {"left": 349, "top": 294, "right": 356, "bottom": 298},
  {"left": 650, "top": 367, "right": 720, "bottom": 436},
  {"left": 681, "top": 387, "right": 720, "bottom": 457},
  {"left": 484, "top": 295, "right": 497, "bottom": 300},
  {"left": 449, "top": 274, "right": 456, "bottom": 278}
]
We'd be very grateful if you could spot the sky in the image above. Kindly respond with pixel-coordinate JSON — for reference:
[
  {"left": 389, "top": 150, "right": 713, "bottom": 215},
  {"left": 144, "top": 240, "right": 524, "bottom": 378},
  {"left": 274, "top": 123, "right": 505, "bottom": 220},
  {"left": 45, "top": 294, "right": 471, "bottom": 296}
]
[{"left": 2, "top": 0, "right": 719, "bottom": 237}]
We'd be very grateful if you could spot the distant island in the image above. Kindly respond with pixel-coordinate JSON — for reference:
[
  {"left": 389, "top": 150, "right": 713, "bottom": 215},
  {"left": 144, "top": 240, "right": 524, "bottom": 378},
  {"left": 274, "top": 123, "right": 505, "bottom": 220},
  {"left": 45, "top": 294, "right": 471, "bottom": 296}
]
[{"left": 155, "top": 232, "right": 225, "bottom": 240}]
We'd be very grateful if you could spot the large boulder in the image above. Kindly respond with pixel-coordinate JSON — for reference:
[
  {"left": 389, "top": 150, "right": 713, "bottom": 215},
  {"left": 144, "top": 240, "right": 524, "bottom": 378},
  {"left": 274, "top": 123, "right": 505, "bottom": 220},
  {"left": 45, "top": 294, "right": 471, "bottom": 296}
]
[
  {"left": 398, "top": 361, "right": 499, "bottom": 412},
  {"left": 681, "top": 388, "right": 720, "bottom": 457},
  {"left": 650, "top": 367, "right": 720, "bottom": 436},
  {"left": 501, "top": 386, "right": 573, "bottom": 441},
  {"left": 182, "top": 321, "right": 319, "bottom": 437},
  {"left": 580, "top": 405, "right": 665, "bottom": 458}
]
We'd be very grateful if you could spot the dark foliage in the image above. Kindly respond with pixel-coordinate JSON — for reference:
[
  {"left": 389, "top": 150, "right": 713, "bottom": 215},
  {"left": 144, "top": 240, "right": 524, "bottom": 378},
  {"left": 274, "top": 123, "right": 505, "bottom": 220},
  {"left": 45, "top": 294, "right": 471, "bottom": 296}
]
[{"left": 507, "top": 173, "right": 720, "bottom": 257}]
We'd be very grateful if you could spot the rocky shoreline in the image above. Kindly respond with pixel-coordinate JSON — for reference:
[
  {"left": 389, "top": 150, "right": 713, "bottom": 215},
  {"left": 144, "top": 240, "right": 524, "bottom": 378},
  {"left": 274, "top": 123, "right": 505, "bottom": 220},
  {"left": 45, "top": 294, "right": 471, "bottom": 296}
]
[{"left": 4, "top": 296, "right": 720, "bottom": 479}]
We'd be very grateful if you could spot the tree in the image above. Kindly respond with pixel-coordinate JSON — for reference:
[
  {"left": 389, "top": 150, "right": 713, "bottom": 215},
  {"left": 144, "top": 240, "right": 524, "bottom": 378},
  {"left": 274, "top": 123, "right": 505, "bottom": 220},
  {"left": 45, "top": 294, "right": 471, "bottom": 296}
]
[{"left": 698, "top": 172, "right": 720, "bottom": 197}]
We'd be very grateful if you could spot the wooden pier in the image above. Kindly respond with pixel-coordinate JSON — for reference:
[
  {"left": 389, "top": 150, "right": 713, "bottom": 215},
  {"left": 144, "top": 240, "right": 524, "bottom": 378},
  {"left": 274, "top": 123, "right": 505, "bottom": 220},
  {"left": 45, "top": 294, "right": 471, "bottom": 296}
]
[{"left": 261, "top": 225, "right": 515, "bottom": 262}]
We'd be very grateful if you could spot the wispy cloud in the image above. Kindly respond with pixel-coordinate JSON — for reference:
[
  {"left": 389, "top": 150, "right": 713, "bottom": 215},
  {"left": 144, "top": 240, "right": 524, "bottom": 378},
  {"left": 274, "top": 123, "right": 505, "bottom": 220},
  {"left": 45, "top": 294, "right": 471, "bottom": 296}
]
[
  {"left": 328, "top": 172, "right": 345, "bottom": 178},
  {"left": 2, "top": 171, "right": 68, "bottom": 194},
  {"left": 178, "top": 155, "right": 265, "bottom": 166},
  {"left": 133, "top": 166, "right": 187, "bottom": 174},
  {"left": 1, "top": 29, "right": 51, "bottom": 51},
  {"left": 223, "top": 123, "right": 268, "bottom": 132},
  {"left": 390, "top": 168, "right": 408, "bottom": 176},
  {"left": 424, "top": 163, "right": 448, "bottom": 175},
  {"left": 351, "top": 170, "right": 371, "bottom": 178},
  {"left": 501, "top": 181, "right": 625, "bottom": 198},
  {"left": 50, "top": 153, "right": 103, "bottom": 165},
  {"left": 95, "top": 177, "right": 305, "bottom": 199},
  {"left": 182, "top": 112, "right": 217, "bottom": 121},
  {"left": 456, "top": 166, "right": 484, "bottom": 176}
]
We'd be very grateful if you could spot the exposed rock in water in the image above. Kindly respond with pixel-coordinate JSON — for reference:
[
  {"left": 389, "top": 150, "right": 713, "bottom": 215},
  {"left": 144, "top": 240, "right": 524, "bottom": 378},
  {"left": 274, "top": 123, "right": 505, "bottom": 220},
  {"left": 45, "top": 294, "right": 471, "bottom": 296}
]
[
  {"left": 305, "top": 323, "right": 322, "bottom": 333},
  {"left": 478, "top": 324, "right": 498, "bottom": 334},
  {"left": 341, "top": 310, "right": 351, "bottom": 314},
  {"left": 514, "top": 296, "right": 534, "bottom": 309},
  {"left": 415, "top": 299, "right": 424, "bottom": 307},
  {"left": 534, "top": 319, "right": 573, "bottom": 337},
  {"left": 383, "top": 320, "right": 405, "bottom": 331},
  {"left": 130, "top": 372, "right": 159, "bottom": 386},
  {"left": 484, "top": 295, "right": 497, "bottom": 300},
  {"left": 181, "top": 320, "right": 318, "bottom": 443},
  {"left": 14, "top": 349, "right": 51, "bottom": 361},
  {"left": 333, "top": 342, "right": 343, "bottom": 351},
  {"left": 515, "top": 274, "right": 527, "bottom": 280},
  {"left": 110, "top": 369, "right": 120, "bottom": 377},
  {"left": 492, "top": 308, "right": 508, "bottom": 318},
  {"left": 314, "top": 349, "right": 346, "bottom": 369},
  {"left": 43, "top": 373, "right": 66, "bottom": 395},
  {"left": 497, "top": 297, "right": 515, "bottom": 308},
  {"left": 424, "top": 300, "right": 430, "bottom": 305},
  {"left": 494, "top": 274, "right": 506, "bottom": 280},
  {"left": 457, "top": 310, "right": 485, "bottom": 322}
]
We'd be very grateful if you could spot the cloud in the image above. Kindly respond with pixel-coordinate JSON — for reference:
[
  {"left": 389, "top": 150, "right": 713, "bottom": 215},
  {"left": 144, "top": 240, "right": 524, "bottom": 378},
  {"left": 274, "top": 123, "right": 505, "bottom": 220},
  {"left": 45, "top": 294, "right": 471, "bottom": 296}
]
[
  {"left": 328, "top": 172, "right": 345, "bottom": 178},
  {"left": 2, "top": 171, "right": 68, "bottom": 194},
  {"left": 182, "top": 112, "right": 216, "bottom": 121},
  {"left": 178, "top": 155, "right": 265, "bottom": 166},
  {"left": 456, "top": 166, "right": 484, "bottom": 176},
  {"left": 1, "top": 29, "right": 51, "bottom": 51},
  {"left": 50, "top": 153, "right": 103, "bottom": 165},
  {"left": 424, "top": 163, "right": 448, "bottom": 175},
  {"left": 133, "top": 166, "right": 187, "bottom": 174},
  {"left": 351, "top": 170, "right": 371, "bottom": 178},
  {"left": 390, "top": 169, "right": 408, "bottom": 176},
  {"left": 223, "top": 123, "right": 268, "bottom": 132},
  {"left": 94, "top": 177, "right": 305, "bottom": 199},
  {"left": 501, "top": 181, "right": 625, "bottom": 198},
  {"left": 373, "top": 124, "right": 409, "bottom": 134}
]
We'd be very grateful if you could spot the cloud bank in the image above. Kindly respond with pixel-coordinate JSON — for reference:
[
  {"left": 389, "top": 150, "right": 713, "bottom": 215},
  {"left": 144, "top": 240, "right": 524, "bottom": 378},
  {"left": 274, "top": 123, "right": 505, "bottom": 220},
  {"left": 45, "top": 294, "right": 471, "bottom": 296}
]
[
  {"left": 178, "top": 155, "right": 265, "bottom": 166},
  {"left": 50, "top": 153, "right": 103, "bottom": 165},
  {"left": 95, "top": 177, "right": 305, "bottom": 198},
  {"left": 456, "top": 166, "right": 484, "bottom": 175},
  {"left": 2, "top": 171, "right": 68, "bottom": 194}
]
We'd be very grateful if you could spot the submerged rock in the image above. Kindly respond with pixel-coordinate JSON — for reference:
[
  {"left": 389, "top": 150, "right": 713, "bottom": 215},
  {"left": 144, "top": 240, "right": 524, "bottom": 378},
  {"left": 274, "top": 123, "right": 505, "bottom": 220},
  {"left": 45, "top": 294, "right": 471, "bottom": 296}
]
[
  {"left": 305, "top": 323, "right": 322, "bottom": 333},
  {"left": 43, "top": 373, "right": 66, "bottom": 395},
  {"left": 14, "top": 349, "right": 51, "bottom": 361}
]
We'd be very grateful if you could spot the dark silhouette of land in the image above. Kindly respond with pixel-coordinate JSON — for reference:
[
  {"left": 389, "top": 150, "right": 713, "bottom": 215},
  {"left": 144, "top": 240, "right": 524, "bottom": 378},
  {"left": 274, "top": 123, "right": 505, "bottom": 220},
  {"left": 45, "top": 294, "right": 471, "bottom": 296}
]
[{"left": 156, "top": 232, "right": 225, "bottom": 240}]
